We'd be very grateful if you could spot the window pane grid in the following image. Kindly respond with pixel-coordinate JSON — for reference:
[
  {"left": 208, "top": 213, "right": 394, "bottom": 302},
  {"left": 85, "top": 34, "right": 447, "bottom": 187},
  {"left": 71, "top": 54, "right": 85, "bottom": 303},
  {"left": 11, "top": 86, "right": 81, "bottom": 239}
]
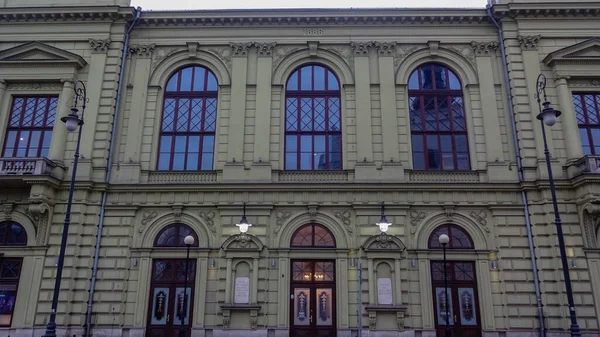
[
  {"left": 3, "top": 96, "right": 57, "bottom": 158},
  {"left": 158, "top": 66, "right": 218, "bottom": 171},
  {"left": 285, "top": 65, "right": 342, "bottom": 170},
  {"left": 409, "top": 63, "right": 469, "bottom": 170},
  {"left": 574, "top": 93, "right": 600, "bottom": 155}
]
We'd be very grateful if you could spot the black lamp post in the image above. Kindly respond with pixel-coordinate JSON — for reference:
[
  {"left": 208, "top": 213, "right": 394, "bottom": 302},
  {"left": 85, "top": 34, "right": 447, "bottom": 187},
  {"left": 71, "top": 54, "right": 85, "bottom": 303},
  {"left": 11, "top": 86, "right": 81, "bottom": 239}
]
[
  {"left": 42, "top": 79, "right": 86, "bottom": 337},
  {"left": 179, "top": 235, "right": 195, "bottom": 337},
  {"left": 438, "top": 233, "right": 450, "bottom": 337},
  {"left": 535, "top": 73, "right": 581, "bottom": 337},
  {"left": 375, "top": 202, "right": 392, "bottom": 234}
]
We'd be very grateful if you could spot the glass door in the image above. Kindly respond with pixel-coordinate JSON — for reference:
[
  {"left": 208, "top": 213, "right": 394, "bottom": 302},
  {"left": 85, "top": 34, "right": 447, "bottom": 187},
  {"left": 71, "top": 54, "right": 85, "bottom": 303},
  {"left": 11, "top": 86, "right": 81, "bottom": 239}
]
[
  {"left": 431, "top": 261, "right": 481, "bottom": 337},
  {"left": 147, "top": 259, "right": 196, "bottom": 337},
  {"left": 290, "top": 260, "right": 336, "bottom": 337}
]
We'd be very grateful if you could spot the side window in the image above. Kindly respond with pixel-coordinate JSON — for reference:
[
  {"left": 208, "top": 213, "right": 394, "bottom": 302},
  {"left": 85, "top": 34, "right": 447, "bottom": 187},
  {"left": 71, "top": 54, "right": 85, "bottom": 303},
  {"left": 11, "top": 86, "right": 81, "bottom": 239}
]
[
  {"left": 2, "top": 96, "right": 58, "bottom": 158},
  {"left": 284, "top": 64, "right": 342, "bottom": 170},
  {"left": 157, "top": 66, "right": 218, "bottom": 171},
  {"left": 408, "top": 63, "right": 469, "bottom": 170},
  {"left": 573, "top": 93, "right": 600, "bottom": 155}
]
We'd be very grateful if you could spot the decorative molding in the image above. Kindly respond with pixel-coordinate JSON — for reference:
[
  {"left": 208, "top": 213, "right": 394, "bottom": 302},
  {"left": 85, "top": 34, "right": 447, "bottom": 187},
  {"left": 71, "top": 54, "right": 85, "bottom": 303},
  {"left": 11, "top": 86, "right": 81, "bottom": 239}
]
[
  {"left": 274, "top": 210, "right": 292, "bottom": 235},
  {"left": 409, "top": 210, "right": 426, "bottom": 227},
  {"left": 397, "top": 311, "right": 405, "bottom": 331},
  {"left": 517, "top": 35, "right": 541, "bottom": 51},
  {"left": 187, "top": 42, "right": 199, "bottom": 58},
  {"left": 334, "top": 210, "right": 352, "bottom": 234},
  {"left": 6, "top": 82, "right": 62, "bottom": 91},
  {"left": 322, "top": 44, "right": 354, "bottom": 70},
  {"left": 363, "top": 234, "right": 406, "bottom": 251},
  {"left": 130, "top": 44, "right": 156, "bottom": 58},
  {"left": 222, "top": 233, "right": 264, "bottom": 251},
  {"left": 408, "top": 171, "right": 480, "bottom": 183},
  {"left": 307, "top": 41, "right": 319, "bottom": 56},
  {"left": 308, "top": 205, "right": 319, "bottom": 222},
  {"left": 230, "top": 42, "right": 253, "bottom": 56},
  {"left": 250, "top": 310, "right": 258, "bottom": 330},
  {"left": 444, "top": 45, "right": 476, "bottom": 68},
  {"left": 394, "top": 45, "right": 420, "bottom": 70},
  {"left": 350, "top": 41, "right": 373, "bottom": 56},
  {"left": 469, "top": 210, "right": 490, "bottom": 233},
  {"left": 374, "top": 42, "right": 397, "bottom": 56},
  {"left": 470, "top": 41, "right": 498, "bottom": 56},
  {"left": 172, "top": 205, "right": 183, "bottom": 221},
  {"left": 89, "top": 38, "right": 112, "bottom": 53},
  {"left": 139, "top": 210, "right": 159, "bottom": 234},
  {"left": 150, "top": 47, "right": 183, "bottom": 74},
  {"left": 569, "top": 79, "right": 600, "bottom": 88},
  {"left": 198, "top": 211, "right": 216, "bottom": 233},
  {"left": 544, "top": 37, "right": 600, "bottom": 67},
  {"left": 369, "top": 311, "right": 377, "bottom": 330},
  {"left": 272, "top": 45, "right": 304, "bottom": 72},
  {"left": 428, "top": 41, "right": 440, "bottom": 56},
  {"left": 583, "top": 201, "right": 600, "bottom": 248},
  {"left": 254, "top": 42, "right": 276, "bottom": 56},
  {"left": 2, "top": 203, "right": 14, "bottom": 218},
  {"left": 28, "top": 202, "right": 50, "bottom": 245},
  {"left": 0, "top": 41, "right": 87, "bottom": 69},
  {"left": 443, "top": 206, "right": 455, "bottom": 218}
]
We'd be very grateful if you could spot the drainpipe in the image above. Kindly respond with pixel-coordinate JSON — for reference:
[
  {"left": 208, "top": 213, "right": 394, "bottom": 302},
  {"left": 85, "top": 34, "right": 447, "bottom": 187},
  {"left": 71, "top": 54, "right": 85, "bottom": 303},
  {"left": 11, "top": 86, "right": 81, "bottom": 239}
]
[
  {"left": 83, "top": 6, "right": 142, "bottom": 337},
  {"left": 486, "top": 5, "right": 546, "bottom": 337}
]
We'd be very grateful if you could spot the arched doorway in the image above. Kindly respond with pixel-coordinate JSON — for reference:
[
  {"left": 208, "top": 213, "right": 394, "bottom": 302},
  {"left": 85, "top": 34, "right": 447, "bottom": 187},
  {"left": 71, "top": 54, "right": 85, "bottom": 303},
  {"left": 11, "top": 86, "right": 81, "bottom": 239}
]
[
  {"left": 289, "top": 224, "right": 336, "bottom": 337},
  {"left": 429, "top": 224, "right": 481, "bottom": 337},
  {"left": 0, "top": 221, "right": 27, "bottom": 326},
  {"left": 146, "top": 224, "right": 199, "bottom": 337}
]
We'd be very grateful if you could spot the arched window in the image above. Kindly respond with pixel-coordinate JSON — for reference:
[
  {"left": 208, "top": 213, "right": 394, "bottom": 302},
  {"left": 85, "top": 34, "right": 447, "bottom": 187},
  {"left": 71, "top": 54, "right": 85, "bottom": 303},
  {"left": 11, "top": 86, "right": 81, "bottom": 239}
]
[
  {"left": 285, "top": 64, "right": 342, "bottom": 170},
  {"left": 154, "top": 224, "right": 199, "bottom": 247},
  {"left": 408, "top": 63, "right": 470, "bottom": 170},
  {"left": 428, "top": 224, "right": 474, "bottom": 249},
  {"left": 158, "top": 65, "right": 218, "bottom": 171},
  {"left": 0, "top": 221, "right": 27, "bottom": 246},
  {"left": 290, "top": 224, "right": 336, "bottom": 248},
  {"left": 573, "top": 93, "right": 600, "bottom": 155}
]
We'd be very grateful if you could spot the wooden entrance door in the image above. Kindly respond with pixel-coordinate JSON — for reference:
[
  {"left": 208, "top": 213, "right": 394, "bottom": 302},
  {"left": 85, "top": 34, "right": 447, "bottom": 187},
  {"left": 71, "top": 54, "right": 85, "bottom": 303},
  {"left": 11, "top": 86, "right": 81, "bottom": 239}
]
[
  {"left": 431, "top": 261, "right": 481, "bottom": 337},
  {"left": 290, "top": 260, "right": 336, "bottom": 337},
  {"left": 146, "top": 259, "right": 196, "bottom": 337}
]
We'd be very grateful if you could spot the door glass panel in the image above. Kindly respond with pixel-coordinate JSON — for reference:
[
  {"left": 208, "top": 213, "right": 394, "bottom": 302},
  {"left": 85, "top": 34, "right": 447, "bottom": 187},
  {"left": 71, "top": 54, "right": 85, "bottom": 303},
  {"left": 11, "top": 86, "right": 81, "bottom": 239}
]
[
  {"left": 293, "top": 288, "right": 311, "bottom": 326},
  {"left": 316, "top": 288, "right": 333, "bottom": 326},
  {"left": 150, "top": 287, "right": 170, "bottom": 325},
  {"left": 175, "top": 287, "right": 192, "bottom": 325},
  {"left": 314, "top": 262, "right": 334, "bottom": 281},
  {"left": 435, "top": 287, "right": 454, "bottom": 326},
  {"left": 458, "top": 287, "right": 478, "bottom": 326}
]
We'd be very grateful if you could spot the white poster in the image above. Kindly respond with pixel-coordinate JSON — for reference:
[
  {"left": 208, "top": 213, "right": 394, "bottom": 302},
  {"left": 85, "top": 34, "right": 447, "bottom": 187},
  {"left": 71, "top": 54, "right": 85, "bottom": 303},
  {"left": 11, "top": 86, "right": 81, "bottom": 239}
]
[
  {"left": 377, "top": 278, "right": 393, "bottom": 305},
  {"left": 234, "top": 277, "right": 250, "bottom": 304}
]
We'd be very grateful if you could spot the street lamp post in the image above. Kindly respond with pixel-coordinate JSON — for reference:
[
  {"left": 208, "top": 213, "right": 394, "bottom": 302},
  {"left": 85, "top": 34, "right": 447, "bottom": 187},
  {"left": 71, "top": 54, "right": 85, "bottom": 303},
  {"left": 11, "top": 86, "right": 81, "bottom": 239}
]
[
  {"left": 438, "top": 233, "right": 450, "bottom": 337},
  {"left": 179, "top": 235, "right": 195, "bottom": 337},
  {"left": 535, "top": 73, "right": 581, "bottom": 337},
  {"left": 42, "top": 79, "right": 86, "bottom": 337}
]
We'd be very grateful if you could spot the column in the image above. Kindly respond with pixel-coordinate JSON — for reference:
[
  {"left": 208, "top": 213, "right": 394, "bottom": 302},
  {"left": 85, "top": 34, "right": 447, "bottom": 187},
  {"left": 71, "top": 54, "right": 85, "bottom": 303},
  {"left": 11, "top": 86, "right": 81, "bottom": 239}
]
[
  {"left": 0, "top": 80, "right": 6, "bottom": 113},
  {"left": 350, "top": 42, "right": 374, "bottom": 163},
  {"left": 223, "top": 43, "right": 250, "bottom": 180},
  {"left": 394, "top": 259, "right": 402, "bottom": 305},
  {"left": 225, "top": 258, "right": 233, "bottom": 303},
  {"left": 47, "top": 79, "right": 74, "bottom": 163},
  {"left": 119, "top": 44, "right": 154, "bottom": 182},
  {"left": 252, "top": 258, "right": 259, "bottom": 303},
  {"left": 555, "top": 76, "right": 583, "bottom": 161},
  {"left": 368, "top": 258, "right": 375, "bottom": 304},
  {"left": 252, "top": 43, "right": 275, "bottom": 180},
  {"left": 0, "top": 80, "right": 8, "bottom": 148}
]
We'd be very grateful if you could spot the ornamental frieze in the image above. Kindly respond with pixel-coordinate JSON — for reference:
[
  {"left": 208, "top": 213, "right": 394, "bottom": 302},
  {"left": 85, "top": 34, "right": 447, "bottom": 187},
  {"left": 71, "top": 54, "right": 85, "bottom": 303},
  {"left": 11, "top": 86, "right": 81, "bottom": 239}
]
[
  {"left": 230, "top": 42, "right": 253, "bottom": 56},
  {"left": 350, "top": 41, "right": 374, "bottom": 55},
  {"left": 89, "top": 38, "right": 111, "bottom": 53},
  {"left": 374, "top": 42, "right": 397, "bottom": 56},
  {"left": 517, "top": 35, "right": 541, "bottom": 51},
  {"left": 470, "top": 41, "right": 499, "bottom": 56},
  {"left": 129, "top": 44, "right": 156, "bottom": 58},
  {"left": 254, "top": 42, "right": 276, "bottom": 56}
]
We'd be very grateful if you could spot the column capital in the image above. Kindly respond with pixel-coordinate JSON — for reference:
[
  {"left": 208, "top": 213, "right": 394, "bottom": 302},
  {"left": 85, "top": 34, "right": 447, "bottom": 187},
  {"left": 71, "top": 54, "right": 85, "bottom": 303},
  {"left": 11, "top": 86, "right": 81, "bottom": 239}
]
[
  {"left": 350, "top": 41, "right": 374, "bottom": 56},
  {"left": 517, "top": 35, "right": 541, "bottom": 51},
  {"left": 554, "top": 73, "right": 571, "bottom": 84},
  {"left": 129, "top": 44, "right": 156, "bottom": 58},
  {"left": 470, "top": 41, "right": 499, "bottom": 56},
  {"left": 254, "top": 42, "right": 276, "bottom": 57},
  {"left": 230, "top": 42, "right": 252, "bottom": 57},
  {"left": 373, "top": 42, "right": 397, "bottom": 56},
  {"left": 0, "top": 79, "right": 6, "bottom": 90},
  {"left": 89, "top": 38, "right": 111, "bottom": 54}
]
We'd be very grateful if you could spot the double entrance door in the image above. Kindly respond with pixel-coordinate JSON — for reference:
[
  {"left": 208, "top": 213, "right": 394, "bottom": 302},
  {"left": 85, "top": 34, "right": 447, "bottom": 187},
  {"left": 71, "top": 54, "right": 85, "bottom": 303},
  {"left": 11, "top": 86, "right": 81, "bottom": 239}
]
[
  {"left": 431, "top": 261, "right": 482, "bottom": 337},
  {"left": 146, "top": 259, "right": 196, "bottom": 337},
  {"left": 290, "top": 260, "right": 336, "bottom": 337}
]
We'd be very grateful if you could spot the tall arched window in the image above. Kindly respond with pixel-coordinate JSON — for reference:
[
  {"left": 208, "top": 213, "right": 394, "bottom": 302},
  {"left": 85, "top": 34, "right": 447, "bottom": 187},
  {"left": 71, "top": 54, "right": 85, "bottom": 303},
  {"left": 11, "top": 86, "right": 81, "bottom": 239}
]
[
  {"left": 573, "top": 93, "right": 600, "bottom": 155},
  {"left": 154, "top": 224, "right": 199, "bottom": 247},
  {"left": 158, "top": 66, "right": 218, "bottom": 171},
  {"left": 285, "top": 64, "right": 342, "bottom": 170},
  {"left": 0, "top": 221, "right": 27, "bottom": 326},
  {"left": 290, "top": 224, "right": 336, "bottom": 248},
  {"left": 408, "top": 63, "right": 470, "bottom": 170},
  {"left": 428, "top": 224, "right": 474, "bottom": 249}
]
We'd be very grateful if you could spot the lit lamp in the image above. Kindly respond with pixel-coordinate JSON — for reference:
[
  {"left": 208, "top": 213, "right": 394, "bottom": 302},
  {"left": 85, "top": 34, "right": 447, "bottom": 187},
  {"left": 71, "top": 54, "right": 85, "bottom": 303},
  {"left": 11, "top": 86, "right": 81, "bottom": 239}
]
[
  {"left": 236, "top": 203, "right": 252, "bottom": 234},
  {"left": 375, "top": 202, "right": 392, "bottom": 234}
]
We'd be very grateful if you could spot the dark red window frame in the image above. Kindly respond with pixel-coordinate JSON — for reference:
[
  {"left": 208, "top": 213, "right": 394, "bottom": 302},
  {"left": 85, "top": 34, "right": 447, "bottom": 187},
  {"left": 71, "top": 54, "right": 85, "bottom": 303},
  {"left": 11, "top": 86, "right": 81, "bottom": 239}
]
[
  {"left": 290, "top": 223, "right": 336, "bottom": 248},
  {"left": 2, "top": 96, "right": 58, "bottom": 158},
  {"left": 408, "top": 63, "right": 470, "bottom": 171},
  {"left": 284, "top": 64, "right": 342, "bottom": 170},
  {"left": 573, "top": 93, "right": 600, "bottom": 155},
  {"left": 428, "top": 224, "right": 474, "bottom": 249},
  {"left": 154, "top": 223, "right": 199, "bottom": 248},
  {"left": 157, "top": 66, "right": 218, "bottom": 171}
]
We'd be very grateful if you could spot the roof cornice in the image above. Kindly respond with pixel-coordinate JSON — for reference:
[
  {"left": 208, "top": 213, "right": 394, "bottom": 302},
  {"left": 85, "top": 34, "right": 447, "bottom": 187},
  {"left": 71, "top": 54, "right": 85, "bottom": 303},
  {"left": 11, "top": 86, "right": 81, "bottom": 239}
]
[
  {"left": 137, "top": 8, "right": 492, "bottom": 27},
  {"left": 491, "top": 2, "right": 600, "bottom": 18},
  {"left": 0, "top": 6, "right": 135, "bottom": 23}
]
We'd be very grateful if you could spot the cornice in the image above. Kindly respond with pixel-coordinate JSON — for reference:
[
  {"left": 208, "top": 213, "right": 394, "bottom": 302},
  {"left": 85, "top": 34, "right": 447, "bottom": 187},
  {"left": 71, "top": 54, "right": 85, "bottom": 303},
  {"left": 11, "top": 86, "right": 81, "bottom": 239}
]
[
  {"left": 0, "top": 6, "right": 135, "bottom": 23},
  {"left": 137, "top": 9, "right": 491, "bottom": 27},
  {"left": 491, "top": 3, "right": 600, "bottom": 19}
]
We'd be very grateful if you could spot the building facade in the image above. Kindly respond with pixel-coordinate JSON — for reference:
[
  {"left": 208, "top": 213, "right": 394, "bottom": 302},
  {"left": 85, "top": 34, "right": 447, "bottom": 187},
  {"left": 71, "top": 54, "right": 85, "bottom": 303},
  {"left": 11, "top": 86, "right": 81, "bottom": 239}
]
[{"left": 0, "top": 0, "right": 600, "bottom": 337}]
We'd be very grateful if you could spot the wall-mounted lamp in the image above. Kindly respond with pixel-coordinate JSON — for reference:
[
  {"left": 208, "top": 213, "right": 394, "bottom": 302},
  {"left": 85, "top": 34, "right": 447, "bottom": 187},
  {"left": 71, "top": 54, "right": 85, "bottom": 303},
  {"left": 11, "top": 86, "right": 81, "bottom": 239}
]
[
  {"left": 209, "top": 258, "right": 215, "bottom": 268},
  {"left": 351, "top": 258, "right": 356, "bottom": 267},
  {"left": 411, "top": 259, "right": 416, "bottom": 268},
  {"left": 566, "top": 247, "right": 576, "bottom": 268},
  {"left": 132, "top": 258, "right": 138, "bottom": 267},
  {"left": 236, "top": 203, "right": 252, "bottom": 234},
  {"left": 491, "top": 260, "right": 497, "bottom": 270},
  {"left": 271, "top": 258, "right": 277, "bottom": 268},
  {"left": 375, "top": 202, "right": 391, "bottom": 234}
]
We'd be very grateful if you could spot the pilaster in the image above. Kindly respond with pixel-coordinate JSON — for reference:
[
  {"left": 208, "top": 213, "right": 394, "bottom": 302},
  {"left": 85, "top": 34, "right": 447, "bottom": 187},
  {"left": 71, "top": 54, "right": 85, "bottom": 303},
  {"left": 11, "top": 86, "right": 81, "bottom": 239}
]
[
  {"left": 472, "top": 41, "right": 508, "bottom": 180},
  {"left": 223, "top": 43, "right": 251, "bottom": 181},
  {"left": 251, "top": 42, "right": 275, "bottom": 181},
  {"left": 375, "top": 42, "right": 404, "bottom": 181},
  {"left": 555, "top": 75, "right": 583, "bottom": 162},
  {"left": 119, "top": 44, "right": 155, "bottom": 183},
  {"left": 78, "top": 38, "right": 111, "bottom": 180},
  {"left": 47, "top": 79, "right": 73, "bottom": 164},
  {"left": 351, "top": 42, "right": 375, "bottom": 180},
  {"left": 0, "top": 79, "right": 6, "bottom": 117}
]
